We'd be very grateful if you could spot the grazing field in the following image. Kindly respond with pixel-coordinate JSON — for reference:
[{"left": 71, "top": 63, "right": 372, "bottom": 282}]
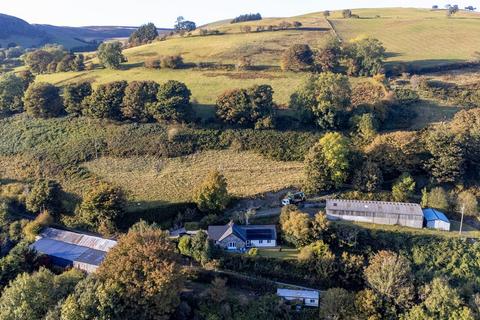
[
  {"left": 36, "top": 8, "right": 480, "bottom": 110},
  {"left": 330, "top": 8, "right": 480, "bottom": 68},
  {"left": 84, "top": 150, "right": 304, "bottom": 206},
  {"left": 36, "top": 68, "right": 306, "bottom": 107}
]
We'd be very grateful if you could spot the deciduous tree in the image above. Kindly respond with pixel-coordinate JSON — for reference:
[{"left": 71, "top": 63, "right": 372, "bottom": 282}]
[
  {"left": 24, "top": 82, "right": 64, "bottom": 118},
  {"left": 193, "top": 171, "right": 229, "bottom": 213},
  {"left": 303, "top": 132, "right": 350, "bottom": 194},
  {"left": 98, "top": 229, "right": 186, "bottom": 320},
  {"left": 97, "top": 42, "right": 125, "bottom": 69}
]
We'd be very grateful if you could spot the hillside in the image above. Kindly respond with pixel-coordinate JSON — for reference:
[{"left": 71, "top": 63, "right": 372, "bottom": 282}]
[
  {"left": 0, "top": 13, "right": 170, "bottom": 50},
  {"left": 36, "top": 8, "right": 480, "bottom": 109}
]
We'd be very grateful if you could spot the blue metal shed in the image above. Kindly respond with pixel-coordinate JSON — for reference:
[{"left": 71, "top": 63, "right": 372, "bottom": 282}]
[{"left": 423, "top": 208, "right": 451, "bottom": 231}]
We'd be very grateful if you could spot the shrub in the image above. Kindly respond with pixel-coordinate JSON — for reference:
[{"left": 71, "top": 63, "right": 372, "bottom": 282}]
[
  {"left": 160, "top": 55, "right": 183, "bottom": 69},
  {"left": 144, "top": 58, "right": 161, "bottom": 69},
  {"left": 25, "top": 179, "right": 62, "bottom": 215},
  {"left": 281, "top": 44, "right": 314, "bottom": 72}
]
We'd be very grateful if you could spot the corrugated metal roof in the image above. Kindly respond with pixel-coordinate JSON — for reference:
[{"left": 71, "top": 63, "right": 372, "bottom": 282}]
[
  {"left": 277, "top": 289, "right": 319, "bottom": 299},
  {"left": 32, "top": 228, "right": 117, "bottom": 273},
  {"left": 326, "top": 199, "right": 423, "bottom": 216},
  {"left": 423, "top": 208, "right": 450, "bottom": 223},
  {"left": 40, "top": 228, "right": 117, "bottom": 251},
  {"left": 33, "top": 238, "right": 90, "bottom": 262}
]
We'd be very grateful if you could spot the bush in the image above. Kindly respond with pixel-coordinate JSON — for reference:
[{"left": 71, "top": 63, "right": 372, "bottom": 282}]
[
  {"left": 144, "top": 58, "right": 161, "bottom": 69},
  {"left": 160, "top": 55, "right": 183, "bottom": 69},
  {"left": 281, "top": 44, "right": 314, "bottom": 72}
]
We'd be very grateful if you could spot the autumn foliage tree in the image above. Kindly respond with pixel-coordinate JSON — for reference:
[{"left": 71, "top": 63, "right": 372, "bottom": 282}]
[
  {"left": 364, "top": 250, "right": 414, "bottom": 310},
  {"left": 193, "top": 171, "right": 229, "bottom": 213},
  {"left": 279, "top": 205, "right": 312, "bottom": 247},
  {"left": 97, "top": 229, "right": 186, "bottom": 320},
  {"left": 303, "top": 132, "right": 351, "bottom": 194}
]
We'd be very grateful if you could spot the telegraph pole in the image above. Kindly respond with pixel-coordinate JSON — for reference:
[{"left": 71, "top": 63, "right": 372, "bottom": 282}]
[{"left": 459, "top": 204, "right": 465, "bottom": 236}]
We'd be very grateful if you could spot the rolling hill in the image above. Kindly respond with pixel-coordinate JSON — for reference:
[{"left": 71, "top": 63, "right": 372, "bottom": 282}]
[
  {"left": 0, "top": 13, "right": 171, "bottom": 50},
  {"left": 36, "top": 8, "right": 480, "bottom": 110}
]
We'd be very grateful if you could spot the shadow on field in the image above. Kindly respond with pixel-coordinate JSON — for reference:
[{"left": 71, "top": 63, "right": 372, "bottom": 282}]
[
  {"left": 121, "top": 201, "right": 196, "bottom": 230},
  {"left": 386, "top": 59, "right": 474, "bottom": 75},
  {"left": 120, "top": 62, "right": 144, "bottom": 70}
]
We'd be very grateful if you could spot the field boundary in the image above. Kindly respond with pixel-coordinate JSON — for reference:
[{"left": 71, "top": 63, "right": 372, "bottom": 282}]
[{"left": 325, "top": 18, "right": 342, "bottom": 42}]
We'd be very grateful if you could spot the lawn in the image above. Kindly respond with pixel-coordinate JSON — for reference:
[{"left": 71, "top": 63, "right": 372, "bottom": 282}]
[
  {"left": 257, "top": 247, "right": 299, "bottom": 260},
  {"left": 84, "top": 150, "right": 304, "bottom": 207}
]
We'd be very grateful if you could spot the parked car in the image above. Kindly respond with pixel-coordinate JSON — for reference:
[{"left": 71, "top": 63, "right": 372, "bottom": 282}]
[{"left": 281, "top": 192, "right": 306, "bottom": 206}]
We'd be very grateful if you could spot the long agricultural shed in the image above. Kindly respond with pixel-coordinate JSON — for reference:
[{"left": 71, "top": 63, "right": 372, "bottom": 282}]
[
  {"left": 32, "top": 228, "right": 117, "bottom": 273},
  {"left": 326, "top": 199, "right": 424, "bottom": 229}
]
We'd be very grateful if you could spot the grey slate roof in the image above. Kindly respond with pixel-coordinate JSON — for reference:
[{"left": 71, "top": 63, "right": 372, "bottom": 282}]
[{"left": 208, "top": 222, "right": 276, "bottom": 242}]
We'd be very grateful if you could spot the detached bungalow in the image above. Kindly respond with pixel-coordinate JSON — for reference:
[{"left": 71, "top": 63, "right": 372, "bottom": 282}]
[
  {"left": 423, "top": 208, "right": 451, "bottom": 231},
  {"left": 208, "top": 221, "right": 276, "bottom": 250},
  {"left": 276, "top": 289, "right": 319, "bottom": 307}
]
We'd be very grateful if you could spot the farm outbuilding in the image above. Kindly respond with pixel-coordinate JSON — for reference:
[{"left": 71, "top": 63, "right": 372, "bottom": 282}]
[
  {"left": 423, "top": 208, "right": 451, "bottom": 231},
  {"left": 326, "top": 199, "right": 424, "bottom": 229},
  {"left": 32, "top": 228, "right": 117, "bottom": 273},
  {"left": 276, "top": 289, "right": 319, "bottom": 307}
]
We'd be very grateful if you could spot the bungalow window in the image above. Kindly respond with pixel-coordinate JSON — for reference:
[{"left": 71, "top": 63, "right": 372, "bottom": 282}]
[
  {"left": 228, "top": 242, "right": 236, "bottom": 248},
  {"left": 259, "top": 240, "right": 263, "bottom": 244},
  {"left": 309, "top": 299, "right": 316, "bottom": 303},
  {"left": 267, "top": 240, "right": 271, "bottom": 244}
]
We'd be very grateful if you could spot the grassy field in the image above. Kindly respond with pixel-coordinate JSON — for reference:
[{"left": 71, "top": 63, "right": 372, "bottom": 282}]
[
  {"left": 84, "top": 150, "right": 304, "bottom": 207},
  {"left": 37, "top": 68, "right": 306, "bottom": 107},
  {"left": 338, "top": 220, "right": 480, "bottom": 239},
  {"left": 330, "top": 8, "right": 480, "bottom": 68},
  {"left": 35, "top": 8, "right": 480, "bottom": 112},
  {"left": 257, "top": 248, "right": 299, "bottom": 260}
]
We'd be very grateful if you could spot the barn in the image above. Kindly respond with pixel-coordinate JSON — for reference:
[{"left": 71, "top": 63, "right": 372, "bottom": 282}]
[
  {"left": 423, "top": 208, "right": 451, "bottom": 231},
  {"left": 326, "top": 199, "right": 424, "bottom": 229},
  {"left": 32, "top": 228, "right": 117, "bottom": 273}
]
